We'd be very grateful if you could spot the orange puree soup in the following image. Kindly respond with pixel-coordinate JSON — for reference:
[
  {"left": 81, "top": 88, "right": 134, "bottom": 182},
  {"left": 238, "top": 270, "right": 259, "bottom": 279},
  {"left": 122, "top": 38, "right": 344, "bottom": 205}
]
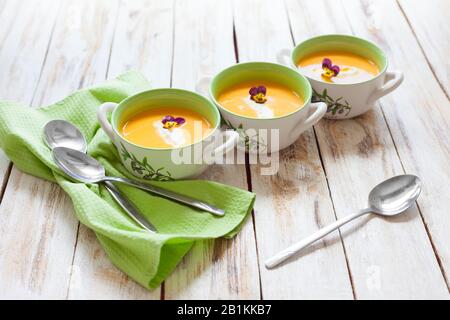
[
  {"left": 120, "top": 107, "right": 212, "bottom": 149},
  {"left": 217, "top": 81, "right": 304, "bottom": 119},
  {"left": 297, "top": 51, "right": 380, "bottom": 84}
]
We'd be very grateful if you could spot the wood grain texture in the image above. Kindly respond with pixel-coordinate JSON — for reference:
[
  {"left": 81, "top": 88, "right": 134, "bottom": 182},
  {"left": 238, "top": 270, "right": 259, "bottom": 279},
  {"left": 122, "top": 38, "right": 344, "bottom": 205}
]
[
  {"left": 0, "top": 167, "right": 76, "bottom": 298},
  {"left": 398, "top": 0, "right": 449, "bottom": 96},
  {"left": 32, "top": 0, "right": 118, "bottom": 106},
  {"left": 341, "top": 0, "right": 450, "bottom": 294},
  {"left": 163, "top": 0, "right": 260, "bottom": 299},
  {"left": 67, "top": 225, "right": 157, "bottom": 299},
  {"left": 107, "top": 0, "right": 173, "bottom": 88},
  {"left": 68, "top": 0, "right": 173, "bottom": 299},
  {"left": 0, "top": 0, "right": 58, "bottom": 101},
  {"left": 0, "top": 0, "right": 449, "bottom": 299},
  {"left": 0, "top": 0, "right": 60, "bottom": 198},
  {"left": 233, "top": 0, "right": 354, "bottom": 299},
  {"left": 0, "top": 0, "right": 61, "bottom": 299},
  {"left": 0, "top": 0, "right": 118, "bottom": 299},
  {"left": 285, "top": 0, "right": 449, "bottom": 299}
]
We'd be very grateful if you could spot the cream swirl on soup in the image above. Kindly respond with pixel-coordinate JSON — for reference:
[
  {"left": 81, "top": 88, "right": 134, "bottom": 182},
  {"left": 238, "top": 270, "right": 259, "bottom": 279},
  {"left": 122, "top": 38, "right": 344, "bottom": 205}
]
[
  {"left": 217, "top": 81, "right": 304, "bottom": 119},
  {"left": 120, "top": 107, "right": 212, "bottom": 149},
  {"left": 297, "top": 51, "right": 380, "bottom": 84}
]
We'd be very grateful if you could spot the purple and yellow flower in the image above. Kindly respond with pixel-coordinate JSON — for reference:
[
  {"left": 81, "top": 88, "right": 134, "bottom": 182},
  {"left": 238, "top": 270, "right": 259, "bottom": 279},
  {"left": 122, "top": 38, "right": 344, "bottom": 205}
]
[
  {"left": 322, "top": 58, "right": 340, "bottom": 78},
  {"left": 162, "top": 115, "right": 185, "bottom": 129},
  {"left": 249, "top": 85, "right": 267, "bottom": 104}
]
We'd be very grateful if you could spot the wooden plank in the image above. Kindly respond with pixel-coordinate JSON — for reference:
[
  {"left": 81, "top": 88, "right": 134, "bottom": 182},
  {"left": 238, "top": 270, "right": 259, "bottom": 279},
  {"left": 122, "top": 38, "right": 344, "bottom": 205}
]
[
  {"left": 0, "top": 0, "right": 60, "bottom": 299},
  {"left": 398, "top": 0, "right": 449, "bottom": 97},
  {"left": 0, "top": 0, "right": 59, "bottom": 198},
  {"left": 0, "top": 0, "right": 447, "bottom": 300},
  {"left": 0, "top": 0, "right": 118, "bottom": 299},
  {"left": 107, "top": 0, "right": 173, "bottom": 88},
  {"left": 0, "top": 0, "right": 58, "bottom": 103},
  {"left": 32, "top": 0, "right": 118, "bottom": 106},
  {"left": 284, "top": 0, "right": 352, "bottom": 36},
  {"left": 233, "top": 0, "right": 353, "bottom": 299},
  {"left": 0, "top": 167, "right": 76, "bottom": 299},
  {"left": 67, "top": 0, "right": 173, "bottom": 299},
  {"left": 0, "top": 0, "right": 58, "bottom": 100},
  {"left": 164, "top": 0, "right": 260, "bottom": 299},
  {"left": 67, "top": 225, "right": 157, "bottom": 299},
  {"left": 340, "top": 0, "right": 450, "bottom": 295},
  {"left": 284, "top": 0, "right": 449, "bottom": 299}
]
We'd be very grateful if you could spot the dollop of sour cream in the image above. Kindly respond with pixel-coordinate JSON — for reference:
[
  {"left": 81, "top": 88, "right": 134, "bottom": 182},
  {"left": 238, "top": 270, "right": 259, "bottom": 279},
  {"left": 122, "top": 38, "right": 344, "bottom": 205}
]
[
  {"left": 153, "top": 121, "right": 186, "bottom": 147},
  {"left": 244, "top": 96, "right": 274, "bottom": 119}
]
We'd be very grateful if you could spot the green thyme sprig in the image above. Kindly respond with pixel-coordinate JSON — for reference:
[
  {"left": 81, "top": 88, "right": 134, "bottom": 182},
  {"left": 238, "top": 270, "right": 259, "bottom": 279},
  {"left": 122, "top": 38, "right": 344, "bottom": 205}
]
[
  {"left": 221, "top": 118, "right": 267, "bottom": 152},
  {"left": 120, "top": 143, "right": 174, "bottom": 181},
  {"left": 312, "top": 88, "right": 351, "bottom": 116}
]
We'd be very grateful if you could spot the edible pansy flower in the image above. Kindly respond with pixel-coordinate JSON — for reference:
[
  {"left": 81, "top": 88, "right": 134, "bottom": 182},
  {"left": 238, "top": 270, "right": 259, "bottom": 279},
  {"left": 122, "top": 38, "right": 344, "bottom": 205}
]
[
  {"left": 322, "top": 58, "right": 340, "bottom": 78},
  {"left": 162, "top": 115, "right": 185, "bottom": 129},
  {"left": 249, "top": 85, "right": 267, "bottom": 104}
]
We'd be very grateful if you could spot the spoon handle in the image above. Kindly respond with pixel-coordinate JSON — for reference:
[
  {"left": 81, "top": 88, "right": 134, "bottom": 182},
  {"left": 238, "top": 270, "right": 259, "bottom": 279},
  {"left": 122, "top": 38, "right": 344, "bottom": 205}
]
[
  {"left": 104, "top": 181, "right": 157, "bottom": 233},
  {"left": 105, "top": 177, "right": 225, "bottom": 217},
  {"left": 265, "top": 208, "right": 371, "bottom": 269}
]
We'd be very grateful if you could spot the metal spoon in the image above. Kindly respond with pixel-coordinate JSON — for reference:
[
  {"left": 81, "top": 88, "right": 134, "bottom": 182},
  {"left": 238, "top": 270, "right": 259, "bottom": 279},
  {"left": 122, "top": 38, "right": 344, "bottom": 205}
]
[
  {"left": 53, "top": 146, "right": 225, "bottom": 216},
  {"left": 265, "top": 174, "right": 422, "bottom": 269},
  {"left": 44, "top": 120, "right": 157, "bottom": 232},
  {"left": 44, "top": 120, "right": 88, "bottom": 153}
]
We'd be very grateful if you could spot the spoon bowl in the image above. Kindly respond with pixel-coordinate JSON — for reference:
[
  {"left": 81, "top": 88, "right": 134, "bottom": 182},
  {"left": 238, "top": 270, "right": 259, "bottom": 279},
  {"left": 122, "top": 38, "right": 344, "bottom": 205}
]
[
  {"left": 44, "top": 120, "right": 87, "bottom": 153},
  {"left": 53, "top": 146, "right": 105, "bottom": 183},
  {"left": 369, "top": 174, "right": 422, "bottom": 216}
]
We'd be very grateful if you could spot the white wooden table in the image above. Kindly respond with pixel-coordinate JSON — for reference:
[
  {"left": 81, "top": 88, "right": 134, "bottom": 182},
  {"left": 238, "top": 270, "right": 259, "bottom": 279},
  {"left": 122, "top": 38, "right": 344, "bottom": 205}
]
[{"left": 0, "top": 0, "right": 449, "bottom": 299}]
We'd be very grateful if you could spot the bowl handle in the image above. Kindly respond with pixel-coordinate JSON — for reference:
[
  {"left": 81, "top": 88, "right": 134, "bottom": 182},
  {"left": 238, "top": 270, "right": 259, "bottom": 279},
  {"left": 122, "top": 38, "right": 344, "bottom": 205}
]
[
  {"left": 277, "top": 48, "right": 292, "bottom": 66},
  {"left": 289, "top": 102, "right": 327, "bottom": 140},
  {"left": 97, "top": 102, "right": 117, "bottom": 141},
  {"left": 367, "top": 70, "right": 404, "bottom": 105},
  {"left": 211, "top": 130, "right": 239, "bottom": 160},
  {"left": 195, "top": 76, "right": 212, "bottom": 96}
]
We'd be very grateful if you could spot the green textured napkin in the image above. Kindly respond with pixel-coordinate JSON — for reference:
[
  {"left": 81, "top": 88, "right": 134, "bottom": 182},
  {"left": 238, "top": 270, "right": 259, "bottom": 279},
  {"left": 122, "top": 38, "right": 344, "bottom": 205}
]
[{"left": 0, "top": 71, "right": 255, "bottom": 289}]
